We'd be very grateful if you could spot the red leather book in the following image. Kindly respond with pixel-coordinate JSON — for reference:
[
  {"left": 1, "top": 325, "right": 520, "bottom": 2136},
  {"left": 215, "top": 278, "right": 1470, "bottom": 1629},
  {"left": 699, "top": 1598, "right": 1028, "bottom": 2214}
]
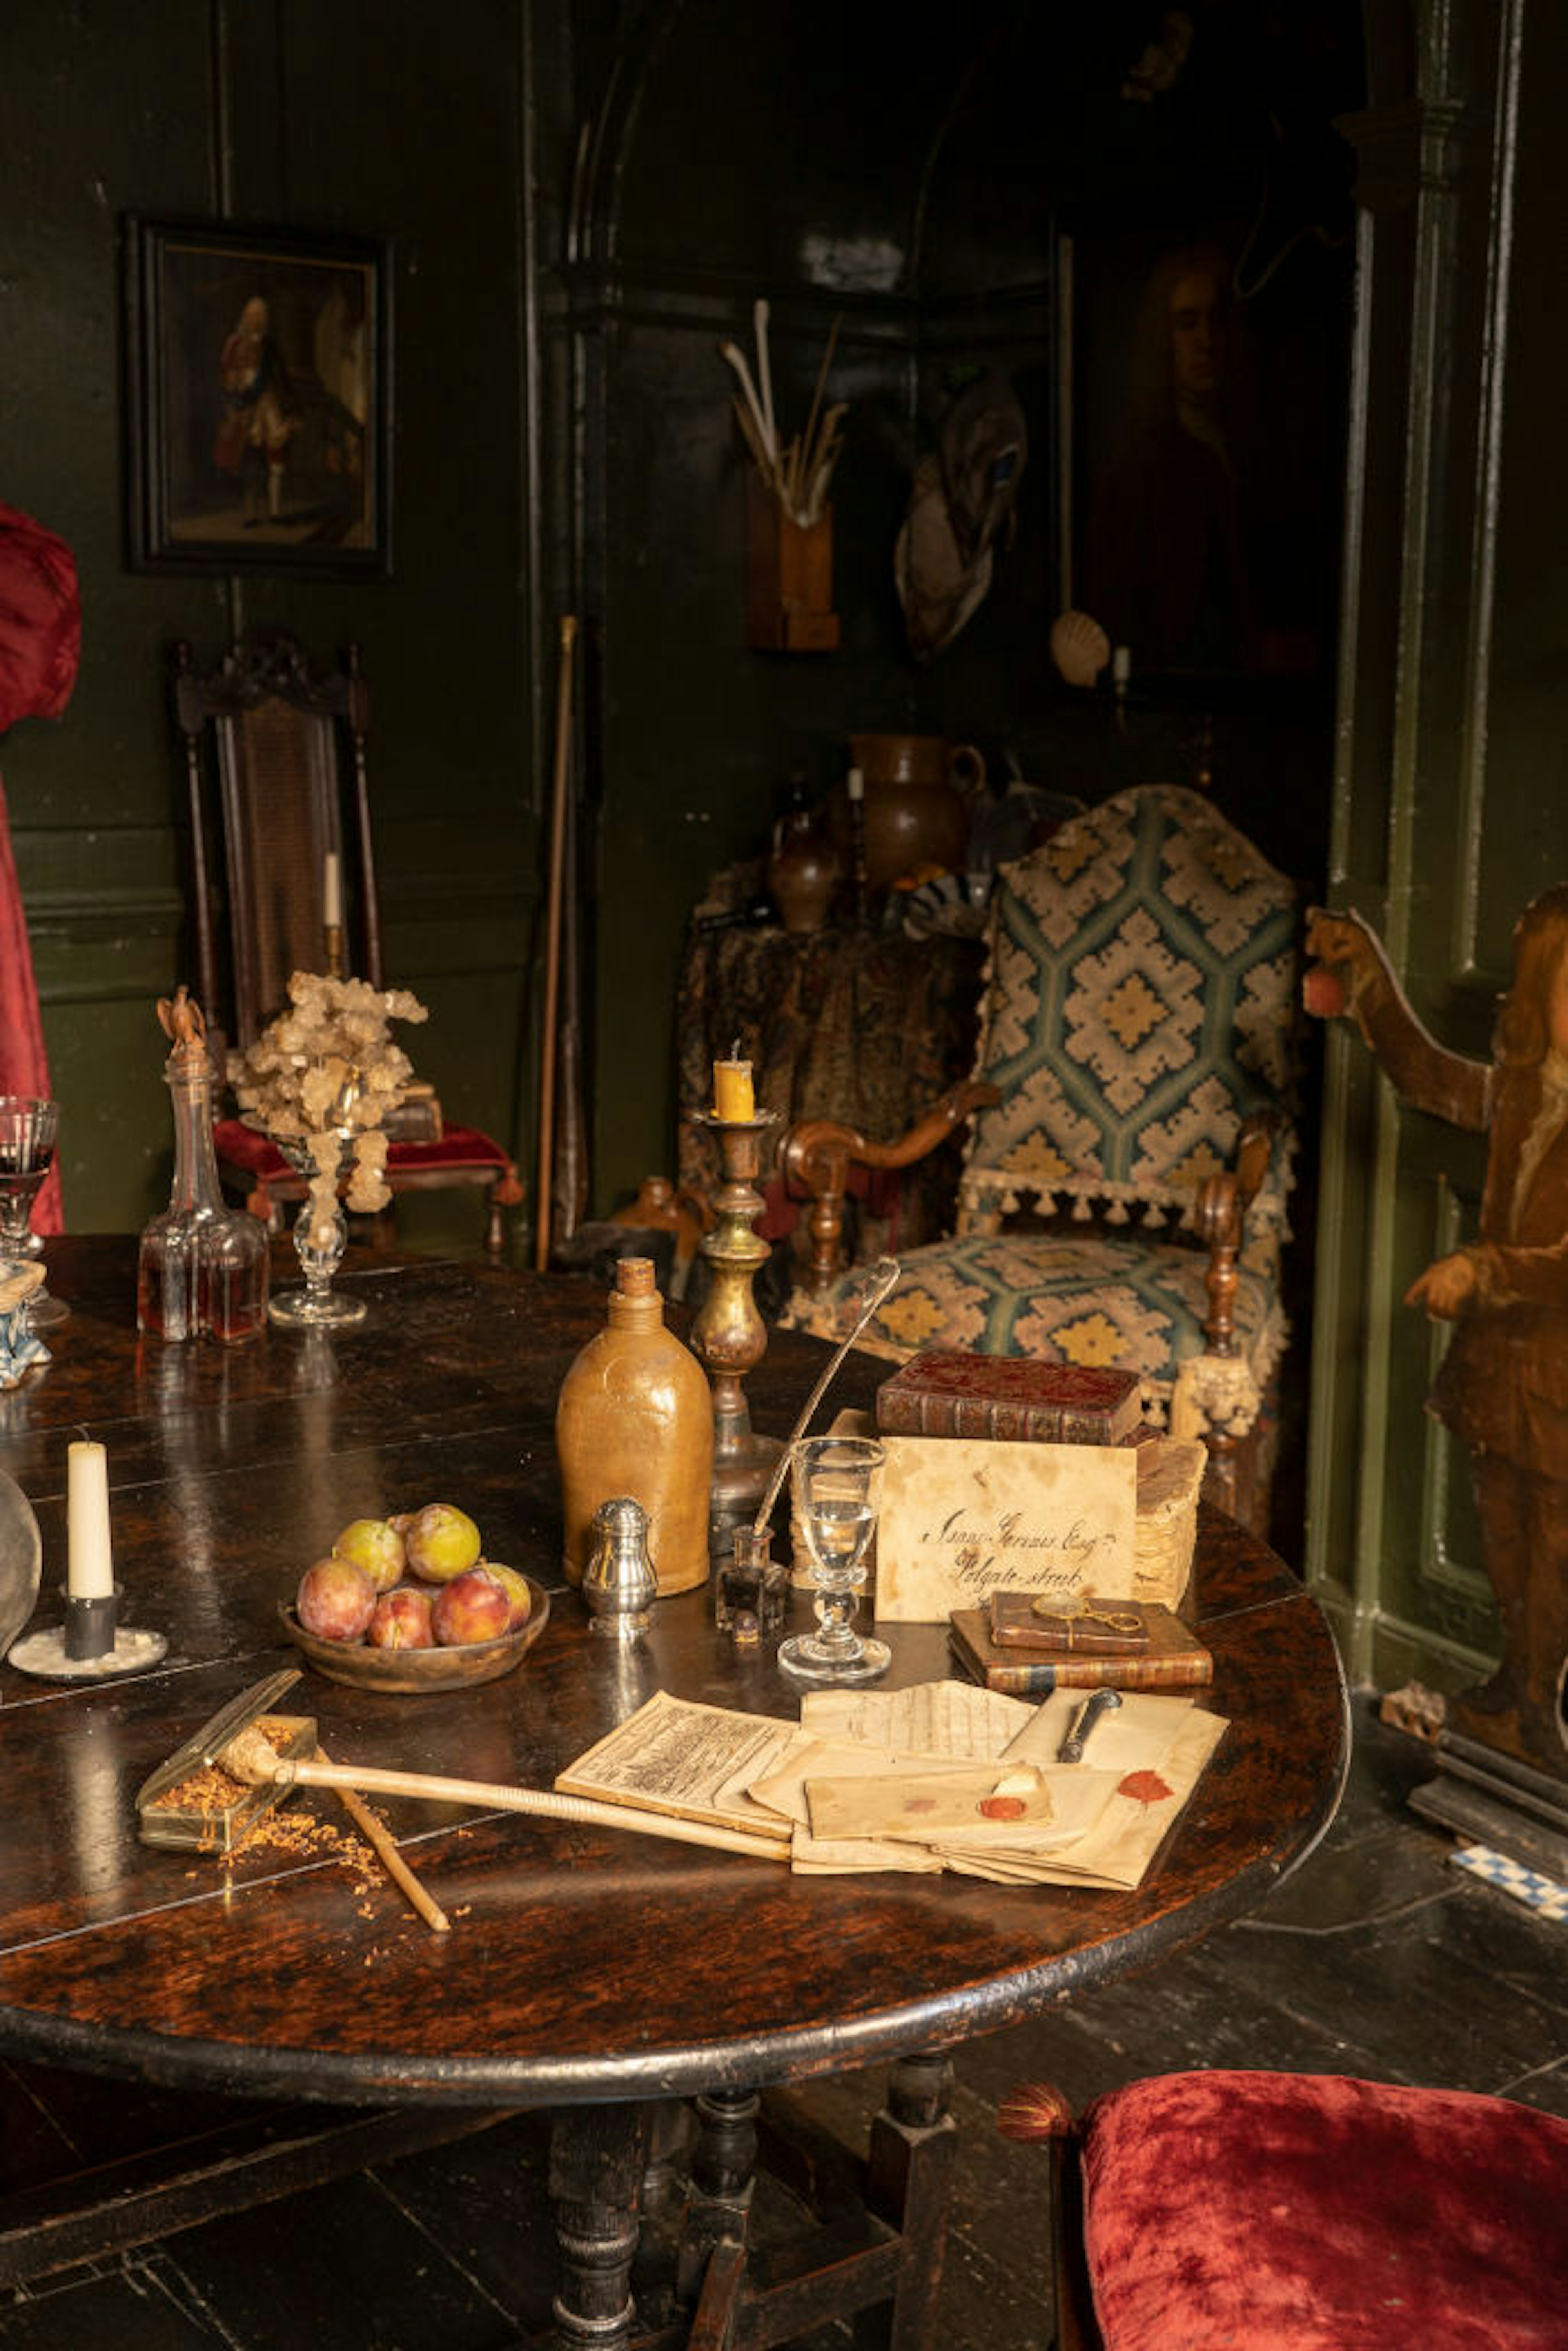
[{"left": 875, "top": 1353, "right": 1142, "bottom": 1446}]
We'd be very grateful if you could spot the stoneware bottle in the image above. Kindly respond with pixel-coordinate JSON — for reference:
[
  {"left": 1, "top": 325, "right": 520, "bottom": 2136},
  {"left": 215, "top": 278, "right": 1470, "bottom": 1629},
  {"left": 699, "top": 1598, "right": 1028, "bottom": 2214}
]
[{"left": 555, "top": 1256, "right": 715, "bottom": 1594}]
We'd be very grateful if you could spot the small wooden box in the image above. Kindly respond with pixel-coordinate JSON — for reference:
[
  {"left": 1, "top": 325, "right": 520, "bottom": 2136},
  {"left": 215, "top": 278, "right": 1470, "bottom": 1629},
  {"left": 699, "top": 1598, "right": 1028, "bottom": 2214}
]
[{"left": 745, "top": 473, "right": 839, "bottom": 653}]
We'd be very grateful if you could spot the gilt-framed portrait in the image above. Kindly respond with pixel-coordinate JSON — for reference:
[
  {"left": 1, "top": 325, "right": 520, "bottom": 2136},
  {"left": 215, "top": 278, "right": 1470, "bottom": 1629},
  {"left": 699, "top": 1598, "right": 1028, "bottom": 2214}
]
[
  {"left": 125, "top": 216, "right": 392, "bottom": 578},
  {"left": 1057, "top": 219, "right": 1348, "bottom": 680}
]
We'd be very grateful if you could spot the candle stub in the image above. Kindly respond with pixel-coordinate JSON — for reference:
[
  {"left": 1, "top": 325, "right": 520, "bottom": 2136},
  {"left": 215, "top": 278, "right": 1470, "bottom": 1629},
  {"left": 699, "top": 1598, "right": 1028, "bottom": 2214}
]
[
  {"left": 713, "top": 1057, "right": 755, "bottom": 1122},
  {"left": 67, "top": 1440, "right": 115, "bottom": 1600}
]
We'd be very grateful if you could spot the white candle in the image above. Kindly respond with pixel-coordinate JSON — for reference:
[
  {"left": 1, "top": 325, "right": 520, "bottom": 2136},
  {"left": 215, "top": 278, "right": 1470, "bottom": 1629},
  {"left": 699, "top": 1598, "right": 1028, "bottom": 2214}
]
[
  {"left": 323, "top": 851, "right": 343, "bottom": 931},
  {"left": 67, "top": 1440, "right": 115, "bottom": 1600},
  {"left": 846, "top": 765, "right": 864, "bottom": 804}
]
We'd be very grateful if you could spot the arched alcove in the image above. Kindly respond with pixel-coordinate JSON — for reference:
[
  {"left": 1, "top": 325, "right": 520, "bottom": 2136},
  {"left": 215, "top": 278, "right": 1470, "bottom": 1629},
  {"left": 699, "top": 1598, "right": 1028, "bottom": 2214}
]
[{"left": 566, "top": 1, "right": 1365, "bottom": 1272}]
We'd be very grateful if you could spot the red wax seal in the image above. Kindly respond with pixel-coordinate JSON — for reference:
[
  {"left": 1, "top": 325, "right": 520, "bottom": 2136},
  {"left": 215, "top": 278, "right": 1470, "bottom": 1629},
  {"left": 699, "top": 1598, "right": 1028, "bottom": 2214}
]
[
  {"left": 979, "top": 1794, "right": 1028, "bottom": 1821},
  {"left": 1118, "top": 1770, "right": 1173, "bottom": 1806}
]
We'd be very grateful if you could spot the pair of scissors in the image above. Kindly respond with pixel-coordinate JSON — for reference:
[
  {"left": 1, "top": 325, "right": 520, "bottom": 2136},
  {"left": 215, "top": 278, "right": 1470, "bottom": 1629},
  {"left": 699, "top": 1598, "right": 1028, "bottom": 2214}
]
[{"left": 1030, "top": 1596, "right": 1143, "bottom": 1636}]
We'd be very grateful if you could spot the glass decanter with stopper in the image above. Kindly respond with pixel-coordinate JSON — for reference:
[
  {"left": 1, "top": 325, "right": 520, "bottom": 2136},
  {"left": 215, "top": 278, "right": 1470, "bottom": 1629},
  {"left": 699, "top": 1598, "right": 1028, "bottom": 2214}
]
[{"left": 137, "top": 989, "right": 270, "bottom": 1342}]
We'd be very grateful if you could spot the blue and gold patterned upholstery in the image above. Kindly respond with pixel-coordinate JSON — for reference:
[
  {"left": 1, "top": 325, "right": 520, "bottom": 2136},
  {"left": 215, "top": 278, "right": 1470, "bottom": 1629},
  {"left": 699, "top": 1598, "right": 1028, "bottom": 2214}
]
[{"left": 782, "top": 786, "right": 1300, "bottom": 1432}]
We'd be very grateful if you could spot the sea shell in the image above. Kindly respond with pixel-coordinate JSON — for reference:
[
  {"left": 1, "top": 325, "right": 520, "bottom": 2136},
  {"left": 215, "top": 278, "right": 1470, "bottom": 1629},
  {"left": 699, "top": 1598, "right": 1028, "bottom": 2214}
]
[{"left": 1049, "top": 608, "right": 1111, "bottom": 688}]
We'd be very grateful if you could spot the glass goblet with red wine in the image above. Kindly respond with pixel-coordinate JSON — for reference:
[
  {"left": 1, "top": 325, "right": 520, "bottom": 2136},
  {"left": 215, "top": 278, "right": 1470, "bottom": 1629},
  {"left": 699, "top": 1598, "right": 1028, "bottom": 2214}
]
[{"left": 0, "top": 1097, "right": 68, "bottom": 1328}]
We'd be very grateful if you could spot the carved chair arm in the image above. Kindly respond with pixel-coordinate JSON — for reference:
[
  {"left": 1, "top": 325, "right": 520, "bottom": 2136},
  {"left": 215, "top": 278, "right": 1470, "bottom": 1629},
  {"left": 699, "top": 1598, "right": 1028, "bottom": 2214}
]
[
  {"left": 1194, "top": 1109, "right": 1283, "bottom": 1358},
  {"left": 780, "top": 1079, "right": 1000, "bottom": 1294}
]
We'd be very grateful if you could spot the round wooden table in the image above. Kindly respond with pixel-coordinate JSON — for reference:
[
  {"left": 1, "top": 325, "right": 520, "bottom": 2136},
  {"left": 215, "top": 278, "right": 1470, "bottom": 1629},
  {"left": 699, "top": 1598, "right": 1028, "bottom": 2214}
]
[{"left": 0, "top": 1240, "right": 1348, "bottom": 2347}]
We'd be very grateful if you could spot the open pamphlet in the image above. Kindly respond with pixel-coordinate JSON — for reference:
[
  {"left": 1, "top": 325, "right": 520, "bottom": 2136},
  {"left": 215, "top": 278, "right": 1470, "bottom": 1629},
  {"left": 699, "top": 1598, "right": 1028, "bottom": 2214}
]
[{"left": 556, "top": 1680, "right": 1226, "bottom": 1885}]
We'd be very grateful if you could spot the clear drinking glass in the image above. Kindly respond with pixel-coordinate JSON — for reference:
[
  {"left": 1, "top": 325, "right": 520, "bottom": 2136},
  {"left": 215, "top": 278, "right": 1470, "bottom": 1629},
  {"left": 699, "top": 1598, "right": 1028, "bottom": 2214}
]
[
  {"left": 0, "top": 1096, "right": 67, "bottom": 1328},
  {"left": 778, "top": 1435, "right": 889, "bottom": 1685}
]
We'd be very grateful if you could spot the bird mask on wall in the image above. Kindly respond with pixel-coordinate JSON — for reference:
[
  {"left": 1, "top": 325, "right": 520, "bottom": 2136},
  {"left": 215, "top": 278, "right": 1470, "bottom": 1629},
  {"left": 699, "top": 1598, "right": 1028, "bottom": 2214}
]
[{"left": 895, "top": 370, "right": 1027, "bottom": 663}]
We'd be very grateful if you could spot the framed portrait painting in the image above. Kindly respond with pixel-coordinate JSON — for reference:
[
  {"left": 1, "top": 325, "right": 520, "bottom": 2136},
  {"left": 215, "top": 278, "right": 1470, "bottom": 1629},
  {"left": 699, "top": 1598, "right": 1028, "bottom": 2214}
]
[
  {"left": 1057, "top": 220, "right": 1348, "bottom": 680},
  {"left": 125, "top": 217, "right": 392, "bottom": 578}
]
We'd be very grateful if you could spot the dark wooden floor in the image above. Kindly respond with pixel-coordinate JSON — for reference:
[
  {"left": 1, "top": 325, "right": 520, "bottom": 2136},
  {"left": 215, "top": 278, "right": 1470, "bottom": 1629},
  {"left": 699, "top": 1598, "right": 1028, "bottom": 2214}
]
[{"left": 1, "top": 1697, "right": 1562, "bottom": 2350}]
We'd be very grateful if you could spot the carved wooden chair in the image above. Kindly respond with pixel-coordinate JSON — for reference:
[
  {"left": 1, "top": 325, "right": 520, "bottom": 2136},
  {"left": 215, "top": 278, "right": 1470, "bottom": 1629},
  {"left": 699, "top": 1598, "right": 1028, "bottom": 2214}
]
[
  {"left": 778, "top": 786, "right": 1301, "bottom": 1523},
  {"left": 998, "top": 2069, "right": 1568, "bottom": 2349},
  {"left": 171, "top": 634, "right": 522, "bottom": 1254}
]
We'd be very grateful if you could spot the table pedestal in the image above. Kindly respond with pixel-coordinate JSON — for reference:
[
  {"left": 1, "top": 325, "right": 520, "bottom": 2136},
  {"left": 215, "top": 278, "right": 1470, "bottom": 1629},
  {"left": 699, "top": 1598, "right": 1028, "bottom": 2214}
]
[{"left": 545, "top": 2052, "right": 957, "bottom": 2351}]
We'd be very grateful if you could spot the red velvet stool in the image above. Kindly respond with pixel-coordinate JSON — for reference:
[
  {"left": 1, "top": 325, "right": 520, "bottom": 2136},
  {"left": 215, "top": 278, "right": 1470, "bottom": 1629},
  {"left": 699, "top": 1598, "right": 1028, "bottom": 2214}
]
[
  {"left": 215, "top": 1119, "right": 523, "bottom": 1259},
  {"left": 1000, "top": 2069, "right": 1568, "bottom": 2351}
]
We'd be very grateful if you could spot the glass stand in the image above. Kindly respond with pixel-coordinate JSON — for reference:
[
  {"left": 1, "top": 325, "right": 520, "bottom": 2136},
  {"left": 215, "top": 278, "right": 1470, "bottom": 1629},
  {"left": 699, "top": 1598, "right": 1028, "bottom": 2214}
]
[{"left": 268, "top": 1132, "right": 368, "bottom": 1329}]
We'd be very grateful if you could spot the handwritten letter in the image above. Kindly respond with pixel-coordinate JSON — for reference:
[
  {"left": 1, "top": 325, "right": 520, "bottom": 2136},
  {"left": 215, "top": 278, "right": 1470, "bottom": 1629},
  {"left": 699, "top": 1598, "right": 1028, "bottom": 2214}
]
[{"left": 873, "top": 1435, "right": 1139, "bottom": 1623}]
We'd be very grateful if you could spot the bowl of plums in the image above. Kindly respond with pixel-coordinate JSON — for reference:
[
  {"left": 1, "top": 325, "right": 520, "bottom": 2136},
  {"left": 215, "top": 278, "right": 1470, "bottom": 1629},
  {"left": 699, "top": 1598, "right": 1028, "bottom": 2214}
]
[{"left": 280, "top": 1503, "right": 550, "bottom": 1693}]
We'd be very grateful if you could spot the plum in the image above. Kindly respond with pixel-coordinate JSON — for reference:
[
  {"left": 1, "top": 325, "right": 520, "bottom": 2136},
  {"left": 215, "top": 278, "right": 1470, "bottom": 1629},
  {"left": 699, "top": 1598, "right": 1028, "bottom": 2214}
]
[
  {"left": 396, "top": 1503, "right": 482, "bottom": 1584},
  {"left": 431, "top": 1567, "right": 511, "bottom": 1647},
  {"left": 296, "top": 1555, "right": 377, "bottom": 1643},
  {"left": 478, "top": 1560, "right": 532, "bottom": 1631},
  {"left": 333, "top": 1515, "right": 406, "bottom": 1593},
  {"left": 367, "top": 1584, "right": 435, "bottom": 1650}
]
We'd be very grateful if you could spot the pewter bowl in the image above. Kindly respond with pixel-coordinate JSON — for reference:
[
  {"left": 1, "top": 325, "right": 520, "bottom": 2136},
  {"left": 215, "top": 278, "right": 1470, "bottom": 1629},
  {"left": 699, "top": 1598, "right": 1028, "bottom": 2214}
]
[{"left": 0, "top": 1470, "right": 42, "bottom": 1662}]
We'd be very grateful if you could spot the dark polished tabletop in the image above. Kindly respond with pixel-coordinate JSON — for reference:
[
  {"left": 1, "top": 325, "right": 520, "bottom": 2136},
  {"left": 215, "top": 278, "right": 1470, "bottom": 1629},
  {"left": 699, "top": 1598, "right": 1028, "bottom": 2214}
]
[{"left": 0, "top": 1238, "right": 1348, "bottom": 2114}]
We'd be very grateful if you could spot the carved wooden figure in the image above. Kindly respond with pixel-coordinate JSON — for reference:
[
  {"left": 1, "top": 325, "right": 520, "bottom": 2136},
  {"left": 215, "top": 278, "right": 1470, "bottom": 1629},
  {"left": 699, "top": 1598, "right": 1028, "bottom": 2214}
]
[{"left": 1305, "top": 892, "right": 1568, "bottom": 1780}]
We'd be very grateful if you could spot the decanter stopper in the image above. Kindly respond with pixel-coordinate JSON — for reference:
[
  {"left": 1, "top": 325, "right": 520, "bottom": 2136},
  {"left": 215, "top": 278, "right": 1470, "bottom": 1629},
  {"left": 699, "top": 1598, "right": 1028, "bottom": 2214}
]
[{"left": 582, "top": 1496, "right": 658, "bottom": 1638}]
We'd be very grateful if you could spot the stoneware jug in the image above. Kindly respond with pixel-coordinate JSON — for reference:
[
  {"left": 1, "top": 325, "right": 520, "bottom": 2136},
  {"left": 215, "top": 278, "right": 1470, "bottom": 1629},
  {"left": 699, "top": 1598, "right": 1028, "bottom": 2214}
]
[
  {"left": 555, "top": 1256, "right": 714, "bottom": 1595},
  {"left": 835, "top": 733, "right": 986, "bottom": 887},
  {"left": 766, "top": 803, "right": 840, "bottom": 933}
]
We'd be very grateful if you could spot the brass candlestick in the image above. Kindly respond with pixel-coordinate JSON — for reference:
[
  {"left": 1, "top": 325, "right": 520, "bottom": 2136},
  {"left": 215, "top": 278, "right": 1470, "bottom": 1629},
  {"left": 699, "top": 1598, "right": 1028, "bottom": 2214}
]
[{"left": 688, "top": 1108, "right": 783, "bottom": 1542}]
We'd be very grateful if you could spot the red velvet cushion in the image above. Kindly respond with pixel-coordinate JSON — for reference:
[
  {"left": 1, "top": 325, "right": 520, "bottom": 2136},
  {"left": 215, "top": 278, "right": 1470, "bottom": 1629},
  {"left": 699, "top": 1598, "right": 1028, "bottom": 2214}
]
[
  {"left": 214, "top": 1119, "right": 510, "bottom": 1179},
  {"left": 1081, "top": 2069, "right": 1568, "bottom": 2351}
]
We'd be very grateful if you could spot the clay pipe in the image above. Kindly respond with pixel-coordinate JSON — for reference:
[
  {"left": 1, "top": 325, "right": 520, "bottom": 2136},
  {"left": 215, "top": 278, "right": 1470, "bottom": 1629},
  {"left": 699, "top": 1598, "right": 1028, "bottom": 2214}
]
[{"left": 218, "top": 1726, "right": 787, "bottom": 1864}]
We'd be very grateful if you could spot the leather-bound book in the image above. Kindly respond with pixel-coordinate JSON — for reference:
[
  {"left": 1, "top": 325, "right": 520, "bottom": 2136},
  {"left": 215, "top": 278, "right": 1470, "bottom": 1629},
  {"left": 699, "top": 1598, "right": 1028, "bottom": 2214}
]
[
  {"left": 948, "top": 1604, "right": 1212, "bottom": 1696},
  {"left": 875, "top": 1353, "right": 1142, "bottom": 1446}
]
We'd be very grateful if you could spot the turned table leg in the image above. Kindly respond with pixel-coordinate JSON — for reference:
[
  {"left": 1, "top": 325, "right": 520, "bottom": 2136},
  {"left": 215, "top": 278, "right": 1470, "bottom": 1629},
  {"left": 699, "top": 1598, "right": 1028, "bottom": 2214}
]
[
  {"left": 674, "top": 2082, "right": 760, "bottom": 2310},
  {"left": 858, "top": 2049, "right": 958, "bottom": 2351},
  {"left": 548, "top": 2105, "right": 651, "bottom": 2351}
]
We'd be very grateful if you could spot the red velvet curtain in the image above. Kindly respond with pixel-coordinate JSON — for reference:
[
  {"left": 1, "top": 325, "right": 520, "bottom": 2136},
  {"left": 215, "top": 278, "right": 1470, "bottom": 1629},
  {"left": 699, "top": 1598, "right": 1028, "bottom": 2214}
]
[{"left": 0, "top": 502, "right": 81, "bottom": 1234}]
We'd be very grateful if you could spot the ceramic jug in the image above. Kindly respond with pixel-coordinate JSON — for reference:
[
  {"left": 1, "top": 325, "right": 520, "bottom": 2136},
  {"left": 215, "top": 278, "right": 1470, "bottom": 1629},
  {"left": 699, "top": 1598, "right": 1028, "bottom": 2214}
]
[
  {"left": 766, "top": 802, "right": 840, "bottom": 933},
  {"left": 555, "top": 1255, "right": 714, "bottom": 1595},
  {"left": 832, "top": 733, "right": 986, "bottom": 888}
]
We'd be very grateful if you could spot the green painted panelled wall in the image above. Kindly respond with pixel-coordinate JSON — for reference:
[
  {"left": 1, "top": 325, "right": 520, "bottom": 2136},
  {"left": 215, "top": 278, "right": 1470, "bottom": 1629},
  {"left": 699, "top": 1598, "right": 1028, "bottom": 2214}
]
[
  {"left": 4, "top": 0, "right": 1561, "bottom": 1703},
  {"left": 0, "top": 0, "right": 564, "bottom": 1247},
  {"left": 1305, "top": 0, "right": 1568, "bottom": 1696}
]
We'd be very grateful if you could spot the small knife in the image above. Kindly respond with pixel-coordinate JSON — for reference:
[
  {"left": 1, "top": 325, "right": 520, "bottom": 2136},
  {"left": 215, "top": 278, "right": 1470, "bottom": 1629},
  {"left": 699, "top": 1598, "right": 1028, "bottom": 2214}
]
[{"left": 1056, "top": 1687, "right": 1123, "bottom": 1763}]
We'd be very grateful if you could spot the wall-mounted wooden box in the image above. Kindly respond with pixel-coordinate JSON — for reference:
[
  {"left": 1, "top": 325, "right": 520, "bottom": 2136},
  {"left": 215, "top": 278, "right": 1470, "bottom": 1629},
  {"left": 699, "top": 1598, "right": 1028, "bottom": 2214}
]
[{"left": 745, "top": 472, "right": 839, "bottom": 653}]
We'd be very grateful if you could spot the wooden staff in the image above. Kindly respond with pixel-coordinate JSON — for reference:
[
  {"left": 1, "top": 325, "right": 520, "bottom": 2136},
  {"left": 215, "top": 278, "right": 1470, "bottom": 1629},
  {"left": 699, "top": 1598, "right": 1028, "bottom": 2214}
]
[{"left": 535, "top": 615, "right": 578, "bottom": 1271}]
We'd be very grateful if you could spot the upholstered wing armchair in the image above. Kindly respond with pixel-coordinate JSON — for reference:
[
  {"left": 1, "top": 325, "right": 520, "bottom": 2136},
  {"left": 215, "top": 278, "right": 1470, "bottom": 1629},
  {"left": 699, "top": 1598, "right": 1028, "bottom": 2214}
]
[{"left": 779, "top": 785, "right": 1301, "bottom": 1525}]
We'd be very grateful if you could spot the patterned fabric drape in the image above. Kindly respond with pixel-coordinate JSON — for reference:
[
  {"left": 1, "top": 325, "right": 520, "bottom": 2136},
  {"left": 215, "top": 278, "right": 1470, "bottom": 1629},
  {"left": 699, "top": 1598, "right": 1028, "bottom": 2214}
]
[{"left": 677, "top": 871, "right": 983, "bottom": 1261}]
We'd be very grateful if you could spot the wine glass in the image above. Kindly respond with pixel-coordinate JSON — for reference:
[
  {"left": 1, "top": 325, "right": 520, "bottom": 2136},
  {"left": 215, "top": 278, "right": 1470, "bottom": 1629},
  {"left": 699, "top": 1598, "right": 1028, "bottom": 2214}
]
[
  {"left": 778, "top": 1435, "right": 889, "bottom": 1685},
  {"left": 0, "top": 1097, "right": 67, "bottom": 1328}
]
